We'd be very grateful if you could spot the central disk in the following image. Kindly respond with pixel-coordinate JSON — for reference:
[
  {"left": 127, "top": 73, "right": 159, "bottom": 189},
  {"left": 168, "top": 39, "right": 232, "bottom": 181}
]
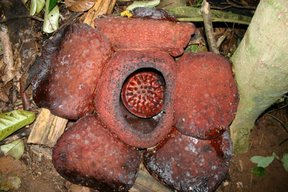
[{"left": 121, "top": 71, "right": 165, "bottom": 118}]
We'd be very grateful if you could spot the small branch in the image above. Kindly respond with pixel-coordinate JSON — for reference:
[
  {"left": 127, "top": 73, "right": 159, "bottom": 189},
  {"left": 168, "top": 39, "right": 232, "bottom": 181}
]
[
  {"left": 20, "top": 75, "right": 32, "bottom": 111},
  {"left": 54, "top": 12, "right": 84, "bottom": 33},
  {"left": 279, "top": 137, "right": 288, "bottom": 146},
  {"left": 266, "top": 112, "right": 288, "bottom": 146},
  {"left": 266, "top": 103, "right": 288, "bottom": 113},
  {"left": 0, "top": 128, "right": 31, "bottom": 145},
  {"left": 266, "top": 113, "right": 288, "bottom": 134},
  {"left": 201, "top": 0, "right": 219, "bottom": 54},
  {"left": 0, "top": 15, "right": 44, "bottom": 24},
  {"left": 216, "top": 28, "right": 232, "bottom": 47},
  {"left": 226, "top": 0, "right": 257, "bottom": 10}
]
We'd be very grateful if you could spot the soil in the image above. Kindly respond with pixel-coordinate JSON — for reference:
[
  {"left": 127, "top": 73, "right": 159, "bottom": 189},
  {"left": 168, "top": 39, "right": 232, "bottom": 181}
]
[{"left": 218, "top": 108, "right": 288, "bottom": 192}]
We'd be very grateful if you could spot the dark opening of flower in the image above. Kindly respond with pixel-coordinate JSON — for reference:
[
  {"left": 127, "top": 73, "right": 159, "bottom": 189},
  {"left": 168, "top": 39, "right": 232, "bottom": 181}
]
[{"left": 121, "top": 70, "right": 165, "bottom": 118}]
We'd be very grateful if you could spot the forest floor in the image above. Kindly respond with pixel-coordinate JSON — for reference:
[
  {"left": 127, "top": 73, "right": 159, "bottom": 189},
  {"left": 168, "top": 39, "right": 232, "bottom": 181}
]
[
  {"left": 218, "top": 108, "right": 288, "bottom": 192},
  {"left": 1, "top": 0, "right": 288, "bottom": 191}
]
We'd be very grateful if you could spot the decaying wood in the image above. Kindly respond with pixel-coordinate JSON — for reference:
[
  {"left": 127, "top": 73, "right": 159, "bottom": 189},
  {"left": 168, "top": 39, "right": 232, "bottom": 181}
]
[
  {"left": 130, "top": 164, "right": 171, "bottom": 192},
  {"left": 83, "top": 0, "right": 116, "bottom": 27},
  {"left": 27, "top": 108, "right": 68, "bottom": 147}
]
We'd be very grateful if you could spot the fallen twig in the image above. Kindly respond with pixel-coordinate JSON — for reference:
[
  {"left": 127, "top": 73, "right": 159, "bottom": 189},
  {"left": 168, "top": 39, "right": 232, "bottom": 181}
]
[
  {"left": 227, "top": 0, "right": 257, "bottom": 10},
  {"left": 266, "top": 113, "right": 288, "bottom": 146},
  {"left": 216, "top": 28, "right": 233, "bottom": 48},
  {"left": 266, "top": 113, "right": 288, "bottom": 134},
  {"left": 201, "top": 0, "right": 219, "bottom": 54},
  {"left": 0, "top": 128, "right": 31, "bottom": 145},
  {"left": 279, "top": 138, "right": 288, "bottom": 146},
  {"left": 0, "top": 15, "right": 44, "bottom": 24},
  {"left": 53, "top": 12, "right": 84, "bottom": 34},
  {"left": 20, "top": 75, "right": 32, "bottom": 111}
]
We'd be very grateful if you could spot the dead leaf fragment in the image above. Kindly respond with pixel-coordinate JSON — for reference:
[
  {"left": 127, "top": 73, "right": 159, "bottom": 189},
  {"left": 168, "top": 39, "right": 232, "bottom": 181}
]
[
  {"left": 84, "top": 0, "right": 116, "bottom": 27},
  {"left": 0, "top": 139, "right": 25, "bottom": 160},
  {"left": 0, "top": 90, "right": 9, "bottom": 103},
  {"left": 68, "top": 184, "right": 91, "bottom": 192},
  {"left": 65, "top": 0, "right": 95, "bottom": 12},
  {"left": 0, "top": 175, "right": 21, "bottom": 191},
  {"left": 0, "top": 24, "right": 15, "bottom": 84}
]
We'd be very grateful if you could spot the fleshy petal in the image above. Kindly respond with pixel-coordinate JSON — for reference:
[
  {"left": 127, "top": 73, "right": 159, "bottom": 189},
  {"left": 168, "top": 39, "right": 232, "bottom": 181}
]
[
  {"left": 32, "top": 24, "right": 112, "bottom": 119},
  {"left": 174, "top": 52, "right": 239, "bottom": 139},
  {"left": 144, "top": 129, "right": 232, "bottom": 192},
  {"left": 52, "top": 115, "right": 141, "bottom": 191}
]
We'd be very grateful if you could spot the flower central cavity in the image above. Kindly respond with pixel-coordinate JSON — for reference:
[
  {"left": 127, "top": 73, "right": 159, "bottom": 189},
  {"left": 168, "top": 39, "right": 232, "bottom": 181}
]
[{"left": 121, "top": 70, "right": 165, "bottom": 118}]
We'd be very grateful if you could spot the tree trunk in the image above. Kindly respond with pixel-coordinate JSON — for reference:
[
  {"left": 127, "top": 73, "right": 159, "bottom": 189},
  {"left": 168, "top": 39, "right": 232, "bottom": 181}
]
[{"left": 230, "top": 0, "right": 288, "bottom": 153}]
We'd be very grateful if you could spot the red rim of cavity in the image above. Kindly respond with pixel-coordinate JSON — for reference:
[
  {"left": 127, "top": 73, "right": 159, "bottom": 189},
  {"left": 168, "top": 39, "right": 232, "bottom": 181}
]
[{"left": 121, "top": 71, "right": 165, "bottom": 118}]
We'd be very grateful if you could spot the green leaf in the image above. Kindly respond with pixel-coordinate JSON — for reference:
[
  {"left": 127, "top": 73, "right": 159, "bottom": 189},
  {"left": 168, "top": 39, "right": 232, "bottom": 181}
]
[
  {"left": 30, "top": 0, "right": 45, "bottom": 15},
  {"left": 30, "top": 0, "right": 37, "bottom": 16},
  {"left": 281, "top": 153, "right": 288, "bottom": 172},
  {"left": 43, "top": 5, "right": 60, "bottom": 33},
  {"left": 0, "top": 110, "right": 35, "bottom": 141},
  {"left": 0, "top": 139, "right": 24, "bottom": 160},
  {"left": 126, "top": 0, "right": 160, "bottom": 11},
  {"left": 251, "top": 166, "right": 266, "bottom": 177},
  {"left": 36, "top": 0, "right": 45, "bottom": 14},
  {"left": 48, "top": 0, "right": 58, "bottom": 13},
  {"left": 250, "top": 154, "right": 275, "bottom": 168}
]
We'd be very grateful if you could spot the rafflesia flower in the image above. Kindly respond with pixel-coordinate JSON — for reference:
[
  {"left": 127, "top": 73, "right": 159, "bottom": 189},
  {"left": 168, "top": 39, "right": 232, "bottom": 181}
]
[{"left": 30, "top": 15, "right": 238, "bottom": 192}]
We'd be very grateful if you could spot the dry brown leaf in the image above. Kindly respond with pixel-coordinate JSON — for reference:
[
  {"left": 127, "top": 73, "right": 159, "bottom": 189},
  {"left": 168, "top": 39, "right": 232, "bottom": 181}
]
[
  {"left": 0, "top": 25, "right": 15, "bottom": 84},
  {"left": 84, "top": 0, "right": 116, "bottom": 27},
  {"left": 65, "top": 0, "right": 95, "bottom": 12},
  {"left": 0, "top": 81, "right": 12, "bottom": 104},
  {"left": 0, "top": 90, "right": 9, "bottom": 103},
  {"left": 0, "top": 58, "right": 4, "bottom": 72}
]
